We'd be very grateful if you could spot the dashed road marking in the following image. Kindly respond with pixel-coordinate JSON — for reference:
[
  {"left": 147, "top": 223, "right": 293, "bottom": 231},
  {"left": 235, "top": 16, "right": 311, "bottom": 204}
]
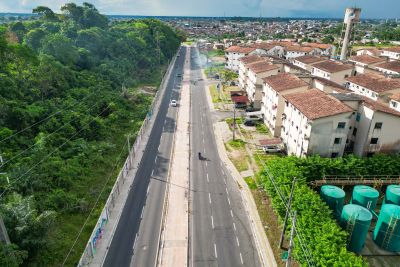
[
  {"left": 209, "top": 193, "right": 212, "bottom": 204},
  {"left": 240, "top": 253, "right": 244, "bottom": 265},
  {"left": 230, "top": 209, "right": 234, "bottom": 218},
  {"left": 233, "top": 222, "right": 237, "bottom": 231},
  {"left": 211, "top": 215, "right": 214, "bottom": 229},
  {"left": 214, "top": 243, "right": 218, "bottom": 258},
  {"left": 141, "top": 207, "right": 144, "bottom": 219},
  {"left": 227, "top": 197, "right": 231, "bottom": 206},
  {"left": 206, "top": 173, "right": 209, "bottom": 183},
  {"left": 147, "top": 184, "right": 150, "bottom": 195},
  {"left": 236, "top": 236, "right": 240, "bottom": 247}
]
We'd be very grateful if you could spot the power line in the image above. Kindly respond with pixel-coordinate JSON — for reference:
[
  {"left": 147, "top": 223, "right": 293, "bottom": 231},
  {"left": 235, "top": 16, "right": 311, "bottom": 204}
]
[
  {"left": 61, "top": 136, "right": 129, "bottom": 266},
  {"left": 0, "top": 104, "right": 112, "bottom": 199},
  {"left": 0, "top": 87, "right": 101, "bottom": 145}
]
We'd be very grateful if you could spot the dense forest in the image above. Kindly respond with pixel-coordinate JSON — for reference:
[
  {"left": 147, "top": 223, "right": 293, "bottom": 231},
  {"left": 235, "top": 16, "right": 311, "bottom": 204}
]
[{"left": 0, "top": 3, "right": 182, "bottom": 266}]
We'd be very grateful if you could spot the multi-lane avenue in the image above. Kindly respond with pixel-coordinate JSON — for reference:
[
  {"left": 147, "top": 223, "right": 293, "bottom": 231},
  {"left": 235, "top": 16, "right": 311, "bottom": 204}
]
[{"left": 103, "top": 47, "right": 186, "bottom": 267}]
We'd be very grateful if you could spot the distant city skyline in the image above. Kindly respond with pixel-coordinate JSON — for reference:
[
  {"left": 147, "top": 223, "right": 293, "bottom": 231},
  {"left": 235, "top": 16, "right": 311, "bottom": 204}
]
[{"left": 0, "top": 0, "right": 399, "bottom": 19}]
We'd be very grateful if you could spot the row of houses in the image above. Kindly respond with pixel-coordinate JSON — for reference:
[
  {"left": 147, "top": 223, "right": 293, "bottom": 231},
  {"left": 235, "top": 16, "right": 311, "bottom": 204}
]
[{"left": 237, "top": 53, "right": 400, "bottom": 158}]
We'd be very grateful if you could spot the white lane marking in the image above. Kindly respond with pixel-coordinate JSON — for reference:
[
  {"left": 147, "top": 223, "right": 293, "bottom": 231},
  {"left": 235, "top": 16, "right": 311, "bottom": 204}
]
[
  {"left": 147, "top": 184, "right": 150, "bottom": 195},
  {"left": 233, "top": 222, "right": 237, "bottom": 231},
  {"left": 151, "top": 169, "right": 155, "bottom": 176},
  {"left": 214, "top": 243, "right": 218, "bottom": 258},
  {"left": 240, "top": 253, "right": 244, "bottom": 265},
  {"left": 225, "top": 187, "right": 229, "bottom": 195},
  {"left": 154, "top": 156, "right": 157, "bottom": 164},
  {"left": 141, "top": 207, "right": 144, "bottom": 219},
  {"left": 224, "top": 178, "right": 227, "bottom": 185},
  {"left": 227, "top": 197, "right": 231, "bottom": 206},
  {"left": 230, "top": 210, "right": 234, "bottom": 218},
  {"left": 206, "top": 173, "right": 209, "bottom": 183},
  {"left": 236, "top": 236, "right": 240, "bottom": 247},
  {"left": 205, "top": 161, "right": 208, "bottom": 167},
  {"left": 133, "top": 233, "right": 138, "bottom": 252},
  {"left": 211, "top": 215, "right": 214, "bottom": 229},
  {"left": 208, "top": 193, "right": 212, "bottom": 204},
  {"left": 203, "top": 138, "right": 205, "bottom": 144}
]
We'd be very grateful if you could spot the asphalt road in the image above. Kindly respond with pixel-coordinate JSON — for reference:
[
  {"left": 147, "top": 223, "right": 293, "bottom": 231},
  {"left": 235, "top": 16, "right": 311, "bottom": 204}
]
[
  {"left": 103, "top": 46, "right": 186, "bottom": 267},
  {"left": 189, "top": 47, "right": 261, "bottom": 267}
]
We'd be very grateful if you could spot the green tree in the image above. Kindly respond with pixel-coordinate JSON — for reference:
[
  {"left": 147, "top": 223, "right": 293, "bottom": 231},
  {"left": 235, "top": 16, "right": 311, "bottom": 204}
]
[{"left": 32, "top": 6, "right": 58, "bottom": 21}]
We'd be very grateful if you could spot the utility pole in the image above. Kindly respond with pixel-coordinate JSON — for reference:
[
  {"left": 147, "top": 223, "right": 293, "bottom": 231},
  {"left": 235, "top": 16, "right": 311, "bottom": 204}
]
[
  {"left": 233, "top": 103, "right": 236, "bottom": 141},
  {"left": 286, "top": 211, "right": 297, "bottom": 267},
  {"left": 0, "top": 215, "right": 10, "bottom": 245},
  {"left": 279, "top": 177, "right": 296, "bottom": 249}
]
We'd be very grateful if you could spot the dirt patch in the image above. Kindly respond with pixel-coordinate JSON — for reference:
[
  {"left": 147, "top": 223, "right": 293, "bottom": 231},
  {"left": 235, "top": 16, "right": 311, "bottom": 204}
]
[{"left": 139, "top": 86, "right": 157, "bottom": 95}]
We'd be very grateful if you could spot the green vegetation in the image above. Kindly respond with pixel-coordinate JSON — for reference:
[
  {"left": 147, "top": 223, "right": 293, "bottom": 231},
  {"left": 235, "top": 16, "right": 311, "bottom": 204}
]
[
  {"left": 209, "top": 84, "right": 221, "bottom": 103},
  {"left": 255, "top": 123, "right": 269, "bottom": 134},
  {"left": 207, "top": 49, "right": 225, "bottom": 57},
  {"left": 259, "top": 154, "right": 400, "bottom": 266},
  {"left": 0, "top": 3, "right": 182, "bottom": 266},
  {"left": 227, "top": 139, "right": 246, "bottom": 149},
  {"left": 244, "top": 176, "right": 257, "bottom": 190}
]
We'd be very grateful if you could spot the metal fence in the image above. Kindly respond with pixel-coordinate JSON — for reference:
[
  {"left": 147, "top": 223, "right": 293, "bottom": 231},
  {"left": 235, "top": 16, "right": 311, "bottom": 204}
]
[{"left": 77, "top": 53, "right": 177, "bottom": 267}]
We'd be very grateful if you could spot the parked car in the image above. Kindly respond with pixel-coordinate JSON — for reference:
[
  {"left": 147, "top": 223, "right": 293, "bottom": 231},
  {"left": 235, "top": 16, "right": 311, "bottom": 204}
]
[
  {"left": 170, "top": 100, "right": 177, "bottom": 107},
  {"left": 234, "top": 103, "right": 247, "bottom": 109},
  {"left": 243, "top": 120, "right": 256, "bottom": 126},
  {"left": 245, "top": 115, "right": 262, "bottom": 121},
  {"left": 176, "top": 73, "right": 182, "bottom": 77},
  {"left": 263, "top": 145, "right": 281, "bottom": 153},
  {"left": 245, "top": 106, "right": 261, "bottom": 112}
]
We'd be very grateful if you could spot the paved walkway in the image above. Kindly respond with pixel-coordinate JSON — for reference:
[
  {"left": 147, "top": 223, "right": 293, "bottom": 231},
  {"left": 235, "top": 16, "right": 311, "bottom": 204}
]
[
  {"left": 88, "top": 53, "right": 177, "bottom": 267},
  {"left": 159, "top": 47, "right": 191, "bottom": 267}
]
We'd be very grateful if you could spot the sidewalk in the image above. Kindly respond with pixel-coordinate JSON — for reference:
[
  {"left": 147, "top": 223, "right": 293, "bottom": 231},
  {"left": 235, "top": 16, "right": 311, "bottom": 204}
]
[
  {"left": 203, "top": 70, "right": 277, "bottom": 267},
  {"left": 87, "top": 53, "right": 177, "bottom": 267},
  {"left": 159, "top": 47, "right": 191, "bottom": 267}
]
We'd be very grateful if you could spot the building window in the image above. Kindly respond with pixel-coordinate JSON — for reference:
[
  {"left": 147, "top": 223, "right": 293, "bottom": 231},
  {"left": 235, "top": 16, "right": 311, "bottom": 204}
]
[
  {"left": 356, "top": 113, "right": 361, "bottom": 122},
  {"left": 331, "top": 152, "right": 339, "bottom": 158},
  {"left": 374, "top": 122, "right": 383, "bottom": 129},
  {"left": 370, "top": 138, "right": 379, "bottom": 144},
  {"left": 337, "top": 122, "right": 346, "bottom": 129},
  {"left": 353, "top": 128, "right": 358, "bottom": 136},
  {"left": 334, "top": 138, "right": 342, "bottom": 145}
]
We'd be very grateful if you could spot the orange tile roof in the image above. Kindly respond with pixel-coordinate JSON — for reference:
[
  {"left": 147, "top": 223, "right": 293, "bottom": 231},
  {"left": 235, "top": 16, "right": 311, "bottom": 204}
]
[
  {"left": 375, "top": 61, "right": 400, "bottom": 73},
  {"left": 362, "top": 96, "right": 400, "bottom": 117},
  {"left": 302, "top": 43, "right": 332, "bottom": 49},
  {"left": 284, "top": 89, "right": 353, "bottom": 120},
  {"left": 286, "top": 46, "right": 313, "bottom": 52},
  {"left": 349, "top": 55, "right": 386, "bottom": 65},
  {"left": 390, "top": 93, "right": 400, "bottom": 102},
  {"left": 263, "top": 73, "right": 308, "bottom": 92},
  {"left": 312, "top": 60, "right": 353, "bottom": 73},
  {"left": 247, "top": 62, "right": 279, "bottom": 74},
  {"left": 382, "top": 47, "right": 400, "bottom": 53},
  {"left": 346, "top": 73, "right": 400, "bottom": 93},
  {"left": 295, "top": 55, "right": 327, "bottom": 64},
  {"left": 239, "top": 55, "right": 265, "bottom": 64},
  {"left": 225, "top": 46, "right": 256, "bottom": 54}
]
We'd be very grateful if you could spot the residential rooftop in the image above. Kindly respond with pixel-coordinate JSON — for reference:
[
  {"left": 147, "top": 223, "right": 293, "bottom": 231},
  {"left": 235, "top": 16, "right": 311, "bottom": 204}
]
[
  {"left": 225, "top": 45, "right": 255, "bottom": 54},
  {"left": 390, "top": 93, "right": 400, "bottom": 102},
  {"left": 284, "top": 89, "right": 353, "bottom": 120},
  {"left": 348, "top": 55, "right": 386, "bottom": 65},
  {"left": 382, "top": 47, "right": 400, "bottom": 53},
  {"left": 312, "top": 60, "right": 353, "bottom": 73},
  {"left": 247, "top": 61, "right": 279, "bottom": 74},
  {"left": 346, "top": 73, "right": 400, "bottom": 93},
  {"left": 375, "top": 61, "right": 400, "bottom": 73},
  {"left": 263, "top": 73, "right": 308, "bottom": 92},
  {"left": 295, "top": 55, "right": 327, "bottom": 64},
  {"left": 239, "top": 55, "right": 265, "bottom": 65}
]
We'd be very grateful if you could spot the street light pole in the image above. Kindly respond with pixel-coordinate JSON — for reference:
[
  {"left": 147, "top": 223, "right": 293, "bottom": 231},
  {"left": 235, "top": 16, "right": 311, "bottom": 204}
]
[{"left": 233, "top": 103, "right": 236, "bottom": 141}]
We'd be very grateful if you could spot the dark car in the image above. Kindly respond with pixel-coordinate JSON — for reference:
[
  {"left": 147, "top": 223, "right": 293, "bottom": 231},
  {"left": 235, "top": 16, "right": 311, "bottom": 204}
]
[
  {"left": 235, "top": 103, "right": 247, "bottom": 109},
  {"left": 244, "top": 120, "right": 256, "bottom": 126},
  {"left": 245, "top": 106, "right": 261, "bottom": 112}
]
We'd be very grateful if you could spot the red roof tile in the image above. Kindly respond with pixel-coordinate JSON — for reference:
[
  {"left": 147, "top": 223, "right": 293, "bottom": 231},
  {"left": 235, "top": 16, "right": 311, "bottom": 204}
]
[
  {"left": 349, "top": 55, "right": 386, "bottom": 65},
  {"left": 263, "top": 73, "right": 308, "bottom": 92},
  {"left": 312, "top": 60, "right": 354, "bottom": 73},
  {"left": 225, "top": 46, "right": 256, "bottom": 54},
  {"left": 294, "top": 55, "right": 327, "bottom": 64},
  {"left": 247, "top": 62, "right": 279, "bottom": 74},
  {"left": 375, "top": 61, "right": 400, "bottom": 73},
  {"left": 346, "top": 73, "right": 400, "bottom": 93}
]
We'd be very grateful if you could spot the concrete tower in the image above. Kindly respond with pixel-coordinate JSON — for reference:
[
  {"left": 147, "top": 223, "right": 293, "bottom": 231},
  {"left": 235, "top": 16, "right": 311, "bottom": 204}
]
[{"left": 340, "top": 7, "right": 361, "bottom": 61}]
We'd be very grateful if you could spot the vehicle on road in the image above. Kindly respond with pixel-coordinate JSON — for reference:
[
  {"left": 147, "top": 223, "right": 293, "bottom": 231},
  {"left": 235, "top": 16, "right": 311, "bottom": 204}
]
[
  {"left": 245, "top": 115, "right": 262, "bottom": 121},
  {"left": 262, "top": 145, "right": 281, "bottom": 153},
  {"left": 234, "top": 103, "right": 247, "bottom": 109},
  {"left": 243, "top": 120, "right": 256, "bottom": 126},
  {"left": 170, "top": 100, "right": 177, "bottom": 107},
  {"left": 245, "top": 106, "right": 261, "bottom": 112},
  {"left": 176, "top": 73, "right": 182, "bottom": 77}
]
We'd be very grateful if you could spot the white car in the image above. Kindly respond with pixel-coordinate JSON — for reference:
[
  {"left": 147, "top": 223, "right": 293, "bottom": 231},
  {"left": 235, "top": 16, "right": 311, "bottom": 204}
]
[
  {"left": 263, "top": 145, "right": 281, "bottom": 153},
  {"left": 170, "top": 100, "right": 177, "bottom": 107}
]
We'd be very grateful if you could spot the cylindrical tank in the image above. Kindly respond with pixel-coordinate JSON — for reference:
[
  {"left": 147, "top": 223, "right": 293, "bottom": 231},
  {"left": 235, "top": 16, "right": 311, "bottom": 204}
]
[
  {"left": 320, "top": 185, "right": 345, "bottom": 218},
  {"left": 352, "top": 185, "right": 379, "bottom": 211},
  {"left": 373, "top": 204, "right": 400, "bottom": 252},
  {"left": 384, "top": 185, "right": 400, "bottom": 206},
  {"left": 340, "top": 204, "right": 372, "bottom": 253}
]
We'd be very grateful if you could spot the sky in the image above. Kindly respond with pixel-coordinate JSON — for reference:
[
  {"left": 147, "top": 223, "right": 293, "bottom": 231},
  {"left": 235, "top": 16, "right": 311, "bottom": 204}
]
[{"left": 0, "top": 0, "right": 399, "bottom": 19}]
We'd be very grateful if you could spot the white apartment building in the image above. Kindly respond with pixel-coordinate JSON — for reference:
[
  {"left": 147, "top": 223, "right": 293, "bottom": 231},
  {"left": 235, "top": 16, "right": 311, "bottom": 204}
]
[
  {"left": 284, "top": 46, "right": 314, "bottom": 60},
  {"left": 281, "top": 89, "right": 353, "bottom": 157},
  {"left": 311, "top": 77, "right": 349, "bottom": 94},
  {"left": 345, "top": 73, "right": 400, "bottom": 102},
  {"left": 389, "top": 93, "right": 400, "bottom": 112},
  {"left": 302, "top": 43, "right": 336, "bottom": 56},
  {"left": 348, "top": 55, "right": 386, "bottom": 75},
  {"left": 238, "top": 55, "right": 265, "bottom": 91},
  {"left": 381, "top": 47, "right": 400, "bottom": 61},
  {"left": 292, "top": 55, "right": 327, "bottom": 72},
  {"left": 262, "top": 73, "right": 309, "bottom": 137},
  {"left": 246, "top": 62, "right": 280, "bottom": 109},
  {"left": 335, "top": 94, "right": 400, "bottom": 157},
  {"left": 375, "top": 61, "right": 400, "bottom": 75},
  {"left": 311, "top": 60, "right": 354, "bottom": 85},
  {"left": 225, "top": 46, "right": 256, "bottom": 72},
  {"left": 356, "top": 48, "right": 381, "bottom": 57}
]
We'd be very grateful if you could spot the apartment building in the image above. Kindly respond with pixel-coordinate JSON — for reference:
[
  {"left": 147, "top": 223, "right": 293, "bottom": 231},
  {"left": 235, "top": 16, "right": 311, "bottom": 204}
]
[
  {"left": 238, "top": 55, "right": 265, "bottom": 91},
  {"left": 335, "top": 94, "right": 400, "bottom": 156},
  {"left": 348, "top": 55, "right": 386, "bottom": 75},
  {"left": 381, "top": 47, "right": 400, "bottom": 61},
  {"left": 389, "top": 93, "right": 400, "bottom": 112},
  {"left": 281, "top": 89, "right": 353, "bottom": 157},
  {"left": 311, "top": 77, "right": 349, "bottom": 94},
  {"left": 375, "top": 61, "right": 400, "bottom": 75},
  {"left": 302, "top": 43, "right": 335, "bottom": 56},
  {"left": 345, "top": 73, "right": 400, "bottom": 102},
  {"left": 311, "top": 60, "right": 354, "bottom": 84},
  {"left": 262, "top": 73, "right": 309, "bottom": 137},
  {"left": 225, "top": 46, "right": 256, "bottom": 72},
  {"left": 356, "top": 48, "right": 381, "bottom": 57},
  {"left": 246, "top": 62, "right": 280, "bottom": 109},
  {"left": 284, "top": 46, "right": 314, "bottom": 59},
  {"left": 292, "top": 55, "right": 327, "bottom": 72}
]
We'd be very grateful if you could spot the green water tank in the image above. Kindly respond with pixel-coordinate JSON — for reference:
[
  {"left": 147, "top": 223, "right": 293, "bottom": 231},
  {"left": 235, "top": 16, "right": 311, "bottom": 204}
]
[
  {"left": 384, "top": 185, "right": 400, "bottom": 206},
  {"left": 373, "top": 204, "right": 400, "bottom": 252},
  {"left": 320, "top": 185, "right": 345, "bottom": 219},
  {"left": 340, "top": 204, "right": 372, "bottom": 253},
  {"left": 352, "top": 185, "right": 379, "bottom": 211}
]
